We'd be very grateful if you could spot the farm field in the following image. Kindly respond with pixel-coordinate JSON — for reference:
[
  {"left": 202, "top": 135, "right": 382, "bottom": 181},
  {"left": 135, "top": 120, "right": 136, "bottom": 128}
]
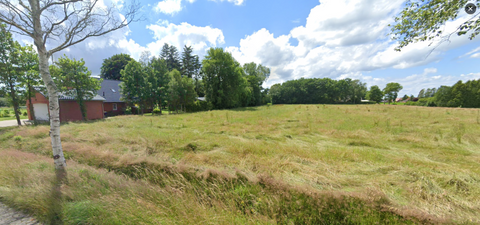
[{"left": 0, "top": 104, "right": 479, "bottom": 224}]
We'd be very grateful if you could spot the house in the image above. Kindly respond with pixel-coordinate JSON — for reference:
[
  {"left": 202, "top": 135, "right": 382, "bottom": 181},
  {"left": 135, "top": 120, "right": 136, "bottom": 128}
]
[
  {"left": 26, "top": 89, "right": 106, "bottom": 122},
  {"left": 97, "top": 79, "right": 126, "bottom": 116}
]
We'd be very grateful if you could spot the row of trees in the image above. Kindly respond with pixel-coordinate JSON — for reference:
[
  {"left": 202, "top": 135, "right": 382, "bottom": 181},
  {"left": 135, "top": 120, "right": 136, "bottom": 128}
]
[
  {"left": 269, "top": 78, "right": 406, "bottom": 105},
  {"left": 269, "top": 78, "right": 368, "bottom": 104},
  {"left": 119, "top": 47, "right": 271, "bottom": 113},
  {"left": 414, "top": 80, "right": 480, "bottom": 108}
]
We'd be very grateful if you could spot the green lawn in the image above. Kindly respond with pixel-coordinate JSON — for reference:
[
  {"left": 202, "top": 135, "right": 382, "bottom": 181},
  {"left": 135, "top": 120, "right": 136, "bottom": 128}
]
[
  {"left": 0, "top": 107, "right": 28, "bottom": 121},
  {"left": 1, "top": 104, "right": 479, "bottom": 224}
]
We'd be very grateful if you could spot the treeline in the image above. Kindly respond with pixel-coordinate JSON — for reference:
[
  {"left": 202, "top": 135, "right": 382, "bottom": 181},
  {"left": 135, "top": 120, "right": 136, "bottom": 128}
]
[
  {"left": 270, "top": 78, "right": 368, "bottom": 104},
  {"left": 113, "top": 46, "right": 271, "bottom": 113},
  {"left": 407, "top": 79, "right": 480, "bottom": 108}
]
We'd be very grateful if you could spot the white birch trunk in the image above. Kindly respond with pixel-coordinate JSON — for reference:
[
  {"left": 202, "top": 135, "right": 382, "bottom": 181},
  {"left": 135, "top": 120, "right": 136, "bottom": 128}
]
[{"left": 30, "top": 0, "right": 67, "bottom": 172}]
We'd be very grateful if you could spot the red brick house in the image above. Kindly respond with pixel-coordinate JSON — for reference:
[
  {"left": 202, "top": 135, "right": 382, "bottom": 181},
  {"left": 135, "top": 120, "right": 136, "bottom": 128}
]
[
  {"left": 97, "top": 79, "right": 126, "bottom": 116},
  {"left": 26, "top": 89, "right": 106, "bottom": 122}
]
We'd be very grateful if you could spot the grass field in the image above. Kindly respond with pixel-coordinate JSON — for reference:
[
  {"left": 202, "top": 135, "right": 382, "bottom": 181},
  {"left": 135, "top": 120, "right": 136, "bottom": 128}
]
[
  {"left": 0, "top": 107, "right": 28, "bottom": 122},
  {"left": 1, "top": 104, "right": 479, "bottom": 224}
]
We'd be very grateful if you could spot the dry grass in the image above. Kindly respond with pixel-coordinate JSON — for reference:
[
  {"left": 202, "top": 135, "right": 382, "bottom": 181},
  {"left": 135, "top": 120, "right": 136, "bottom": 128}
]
[{"left": 1, "top": 104, "right": 480, "bottom": 224}]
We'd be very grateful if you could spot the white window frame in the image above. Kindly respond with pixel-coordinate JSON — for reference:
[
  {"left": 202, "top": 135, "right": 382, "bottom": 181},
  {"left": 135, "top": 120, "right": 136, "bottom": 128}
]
[{"left": 113, "top": 103, "right": 118, "bottom": 111}]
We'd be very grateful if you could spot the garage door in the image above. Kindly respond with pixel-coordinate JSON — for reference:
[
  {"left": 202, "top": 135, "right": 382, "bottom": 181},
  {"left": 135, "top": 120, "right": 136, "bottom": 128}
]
[{"left": 33, "top": 103, "right": 49, "bottom": 121}]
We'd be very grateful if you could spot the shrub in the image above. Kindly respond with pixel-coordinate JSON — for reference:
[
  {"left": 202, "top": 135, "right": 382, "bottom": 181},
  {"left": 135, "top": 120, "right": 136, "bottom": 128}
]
[
  {"left": 187, "top": 101, "right": 214, "bottom": 112},
  {"left": 2, "top": 110, "right": 10, "bottom": 117},
  {"left": 22, "top": 111, "right": 28, "bottom": 116},
  {"left": 124, "top": 107, "right": 132, "bottom": 115},
  {"left": 0, "top": 97, "right": 9, "bottom": 107},
  {"left": 13, "top": 135, "right": 23, "bottom": 142},
  {"left": 152, "top": 108, "right": 161, "bottom": 115}
]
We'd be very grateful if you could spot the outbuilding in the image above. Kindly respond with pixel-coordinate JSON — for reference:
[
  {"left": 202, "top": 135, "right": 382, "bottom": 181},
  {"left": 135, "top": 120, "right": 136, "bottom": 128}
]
[{"left": 26, "top": 89, "right": 106, "bottom": 122}]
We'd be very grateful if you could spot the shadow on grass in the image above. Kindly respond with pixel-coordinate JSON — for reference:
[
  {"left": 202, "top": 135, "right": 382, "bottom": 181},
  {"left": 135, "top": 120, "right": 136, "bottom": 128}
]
[
  {"left": 46, "top": 168, "right": 67, "bottom": 225},
  {"left": 230, "top": 107, "right": 259, "bottom": 112}
]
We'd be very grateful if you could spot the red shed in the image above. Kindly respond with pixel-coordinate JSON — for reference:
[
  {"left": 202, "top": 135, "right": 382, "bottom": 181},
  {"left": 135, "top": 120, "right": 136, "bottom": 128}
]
[{"left": 26, "top": 89, "right": 106, "bottom": 122}]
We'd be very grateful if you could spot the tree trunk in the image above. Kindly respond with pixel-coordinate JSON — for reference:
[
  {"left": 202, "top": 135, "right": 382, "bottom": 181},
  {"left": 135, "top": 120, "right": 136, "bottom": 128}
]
[
  {"left": 27, "top": 85, "right": 38, "bottom": 126},
  {"left": 37, "top": 45, "right": 67, "bottom": 172},
  {"left": 29, "top": 0, "right": 67, "bottom": 174},
  {"left": 8, "top": 83, "right": 21, "bottom": 126}
]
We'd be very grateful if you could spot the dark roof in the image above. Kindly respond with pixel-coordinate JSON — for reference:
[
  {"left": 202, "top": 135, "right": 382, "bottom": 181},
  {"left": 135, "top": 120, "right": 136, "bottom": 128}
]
[
  {"left": 97, "top": 79, "right": 124, "bottom": 103},
  {"left": 35, "top": 87, "right": 105, "bottom": 101}
]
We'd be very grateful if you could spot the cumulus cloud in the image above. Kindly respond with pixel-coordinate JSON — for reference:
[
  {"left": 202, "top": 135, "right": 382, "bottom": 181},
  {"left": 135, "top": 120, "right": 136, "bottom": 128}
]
[
  {"left": 154, "top": 0, "right": 183, "bottom": 15},
  {"left": 154, "top": 0, "right": 243, "bottom": 15},
  {"left": 226, "top": 0, "right": 480, "bottom": 91},
  {"left": 146, "top": 21, "right": 225, "bottom": 56}
]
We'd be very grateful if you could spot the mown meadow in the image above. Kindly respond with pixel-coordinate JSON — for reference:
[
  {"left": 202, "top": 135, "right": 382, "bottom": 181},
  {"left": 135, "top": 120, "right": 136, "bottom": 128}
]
[{"left": 1, "top": 104, "right": 479, "bottom": 224}]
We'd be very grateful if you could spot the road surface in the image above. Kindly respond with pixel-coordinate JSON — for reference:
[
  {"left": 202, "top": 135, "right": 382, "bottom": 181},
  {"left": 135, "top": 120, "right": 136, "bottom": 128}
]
[
  {"left": 0, "top": 120, "right": 28, "bottom": 128},
  {"left": 0, "top": 203, "right": 40, "bottom": 225}
]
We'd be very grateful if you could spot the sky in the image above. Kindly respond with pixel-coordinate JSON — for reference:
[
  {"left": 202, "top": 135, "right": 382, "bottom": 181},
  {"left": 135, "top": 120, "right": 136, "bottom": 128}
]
[{"left": 12, "top": 0, "right": 480, "bottom": 97}]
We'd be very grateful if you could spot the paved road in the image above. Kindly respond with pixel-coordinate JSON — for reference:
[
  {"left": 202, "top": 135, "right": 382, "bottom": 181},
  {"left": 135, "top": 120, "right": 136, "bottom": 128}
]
[
  {"left": 0, "top": 120, "right": 28, "bottom": 128},
  {"left": 0, "top": 203, "right": 40, "bottom": 225}
]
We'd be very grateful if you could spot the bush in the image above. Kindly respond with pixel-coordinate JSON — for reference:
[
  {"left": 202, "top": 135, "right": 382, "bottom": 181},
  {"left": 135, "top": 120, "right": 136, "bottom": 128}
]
[
  {"left": 124, "top": 107, "right": 132, "bottom": 115},
  {"left": 152, "top": 108, "right": 161, "bottom": 115},
  {"left": 187, "top": 101, "right": 214, "bottom": 112},
  {"left": 22, "top": 111, "right": 28, "bottom": 116},
  {"left": 0, "top": 98, "right": 9, "bottom": 107},
  {"left": 2, "top": 110, "right": 10, "bottom": 117}
]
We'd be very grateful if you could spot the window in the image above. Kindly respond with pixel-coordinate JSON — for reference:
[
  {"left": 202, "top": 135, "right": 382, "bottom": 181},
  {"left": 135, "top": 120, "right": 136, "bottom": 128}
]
[{"left": 113, "top": 103, "right": 117, "bottom": 111}]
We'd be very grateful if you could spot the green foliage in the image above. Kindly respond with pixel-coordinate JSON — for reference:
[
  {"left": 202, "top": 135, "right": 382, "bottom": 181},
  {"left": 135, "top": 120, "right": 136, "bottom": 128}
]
[
  {"left": 187, "top": 100, "right": 214, "bottom": 112},
  {"left": 0, "top": 97, "right": 8, "bottom": 107},
  {"left": 390, "top": 0, "right": 480, "bottom": 51},
  {"left": 243, "top": 62, "right": 270, "bottom": 106},
  {"left": 100, "top": 53, "right": 133, "bottom": 81},
  {"left": 2, "top": 109, "right": 10, "bottom": 117},
  {"left": 51, "top": 55, "right": 102, "bottom": 121},
  {"left": 366, "top": 85, "right": 384, "bottom": 103},
  {"left": 13, "top": 135, "right": 22, "bottom": 142},
  {"left": 383, "top": 82, "right": 403, "bottom": 104},
  {"left": 0, "top": 23, "right": 25, "bottom": 123},
  {"left": 146, "top": 56, "right": 170, "bottom": 112},
  {"left": 270, "top": 77, "right": 366, "bottom": 104},
  {"left": 152, "top": 108, "right": 161, "bottom": 115},
  {"left": 120, "top": 60, "right": 147, "bottom": 113},
  {"left": 202, "top": 48, "right": 246, "bottom": 109},
  {"left": 167, "top": 69, "right": 196, "bottom": 112},
  {"left": 160, "top": 43, "right": 181, "bottom": 72}
]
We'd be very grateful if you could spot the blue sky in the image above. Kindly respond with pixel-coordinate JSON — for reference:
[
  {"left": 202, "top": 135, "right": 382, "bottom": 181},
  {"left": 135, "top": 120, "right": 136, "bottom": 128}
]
[{"left": 20, "top": 0, "right": 480, "bottom": 97}]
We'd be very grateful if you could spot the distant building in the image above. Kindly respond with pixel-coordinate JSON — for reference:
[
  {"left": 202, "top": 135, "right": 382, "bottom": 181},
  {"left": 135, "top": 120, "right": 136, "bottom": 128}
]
[
  {"left": 26, "top": 89, "right": 105, "bottom": 122},
  {"left": 97, "top": 79, "right": 126, "bottom": 116}
]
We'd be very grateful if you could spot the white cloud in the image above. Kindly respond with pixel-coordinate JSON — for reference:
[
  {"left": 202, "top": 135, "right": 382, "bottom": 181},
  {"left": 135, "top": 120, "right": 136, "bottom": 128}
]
[
  {"left": 225, "top": 0, "right": 480, "bottom": 90},
  {"left": 210, "top": 0, "right": 244, "bottom": 5},
  {"left": 154, "top": 0, "right": 183, "bottom": 15},
  {"left": 154, "top": 0, "right": 242, "bottom": 15},
  {"left": 146, "top": 21, "right": 225, "bottom": 56},
  {"left": 461, "top": 46, "right": 480, "bottom": 58}
]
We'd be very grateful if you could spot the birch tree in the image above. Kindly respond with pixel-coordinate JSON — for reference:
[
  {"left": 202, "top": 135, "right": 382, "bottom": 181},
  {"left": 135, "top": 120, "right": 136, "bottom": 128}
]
[{"left": 0, "top": 0, "right": 141, "bottom": 174}]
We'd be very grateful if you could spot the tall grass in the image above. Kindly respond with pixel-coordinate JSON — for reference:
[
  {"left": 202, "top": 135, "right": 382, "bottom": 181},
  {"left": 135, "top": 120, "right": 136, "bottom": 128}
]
[{"left": 2, "top": 104, "right": 480, "bottom": 223}]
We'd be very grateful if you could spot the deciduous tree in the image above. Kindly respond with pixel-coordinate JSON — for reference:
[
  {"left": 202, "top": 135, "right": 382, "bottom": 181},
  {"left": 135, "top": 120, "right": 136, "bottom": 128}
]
[
  {"left": 0, "top": 0, "right": 141, "bottom": 175},
  {"left": 101, "top": 53, "right": 133, "bottom": 80},
  {"left": 366, "top": 85, "right": 384, "bottom": 103},
  {"left": 202, "top": 48, "right": 245, "bottom": 109},
  {"left": 0, "top": 23, "right": 22, "bottom": 126},
  {"left": 390, "top": 0, "right": 480, "bottom": 51},
  {"left": 383, "top": 82, "right": 403, "bottom": 104},
  {"left": 52, "top": 55, "right": 101, "bottom": 121}
]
